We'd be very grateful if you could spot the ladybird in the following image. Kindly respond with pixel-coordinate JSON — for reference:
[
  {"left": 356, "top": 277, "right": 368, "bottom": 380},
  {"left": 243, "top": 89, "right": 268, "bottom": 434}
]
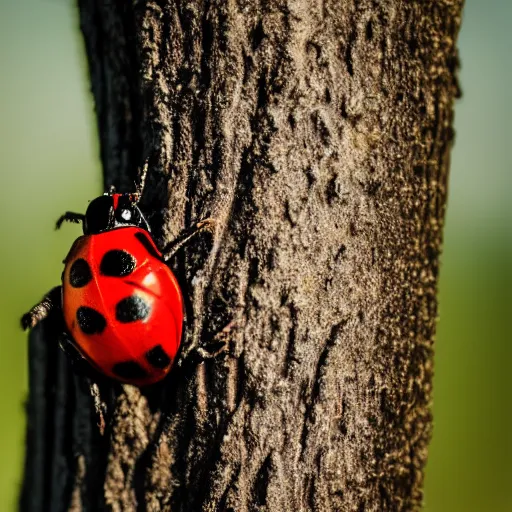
[{"left": 22, "top": 170, "right": 214, "bottom": 386}]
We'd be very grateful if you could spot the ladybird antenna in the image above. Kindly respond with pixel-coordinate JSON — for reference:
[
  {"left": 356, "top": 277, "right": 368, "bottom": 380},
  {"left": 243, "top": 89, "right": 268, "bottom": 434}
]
[{"left": 134, "top": 159, "right": 149, "bottom": 203}]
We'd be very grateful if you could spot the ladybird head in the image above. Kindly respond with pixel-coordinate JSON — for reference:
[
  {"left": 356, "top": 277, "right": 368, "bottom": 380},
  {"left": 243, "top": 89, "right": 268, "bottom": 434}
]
[{"left": 83, "top": 193, "right": 151, "bottom": 235}]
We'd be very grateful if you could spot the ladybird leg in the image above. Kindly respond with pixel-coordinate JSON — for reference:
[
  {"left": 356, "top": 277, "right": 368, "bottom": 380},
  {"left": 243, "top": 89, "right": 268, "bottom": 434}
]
[
  {"left": 58, "top": 335, "right": 106, "bottom": 434},
  {"left": 180, "top": 340, "right": 228, "bottom": 367},
  {"left": 201, "top": 320, "right": 236, "bottom": 357},
  {"left": 161, "top": 217, "right": 216, "bottom": 262},
  {"left": 193, "top": 342, "right": 228, "bottom": 361},
  {"left": 133, "top": 159, "right": 149, "bottom": 203},
  {"left": 58, "top": 334, "right": 91, "bottom": 375},
  {"left": 55, "top": 212, "right": 85, "bottom": 230},
  {"left": 178, "top": 320, "right": 233, "bottom": 366},
  {"left": 21, "top": 286, "right": 62, "bottom": 330}
]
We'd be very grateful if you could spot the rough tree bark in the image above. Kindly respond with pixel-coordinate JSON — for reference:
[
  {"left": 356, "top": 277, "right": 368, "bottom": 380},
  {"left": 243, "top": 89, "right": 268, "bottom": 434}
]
[{"left": 21, "top": 1, "right": 463, "bottom": 511}]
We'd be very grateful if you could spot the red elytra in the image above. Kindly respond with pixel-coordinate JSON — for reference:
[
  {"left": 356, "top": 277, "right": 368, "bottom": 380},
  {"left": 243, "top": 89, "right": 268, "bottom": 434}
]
[{"left": 62, "top": 226, "right": 183, "bottom": 386}]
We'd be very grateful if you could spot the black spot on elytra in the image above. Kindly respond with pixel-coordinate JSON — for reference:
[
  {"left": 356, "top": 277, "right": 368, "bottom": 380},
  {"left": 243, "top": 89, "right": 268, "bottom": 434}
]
[
  {"left": 112, "top": 360, "right": 147, "bottom": 380},
  {"left": 69, "top": 259, "right": 92, "bottom": 288},
  {"left": 145, "top": 345, "right": 171, "bottom": 369},
  {"left": 76, "top": 306, "right": 106, "bottom": 335},
  {"left": 115, "top": 295, "right": 151, "bottom": 323},
  {"left": 135, "top": 232, "right": 162, "bottom": 260},
  {"left": 100, "top": 249, "right": 136, "bottom": 277}
]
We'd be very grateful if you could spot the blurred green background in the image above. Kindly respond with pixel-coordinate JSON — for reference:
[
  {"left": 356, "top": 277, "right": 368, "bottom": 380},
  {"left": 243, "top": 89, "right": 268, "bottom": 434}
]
[{"left": 0, "top": 1, "right": 510, "bottom": 510}]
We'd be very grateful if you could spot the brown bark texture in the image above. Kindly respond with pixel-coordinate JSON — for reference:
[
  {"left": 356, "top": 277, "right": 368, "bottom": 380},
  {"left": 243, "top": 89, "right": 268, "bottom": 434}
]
[{"left": 20, "top": 1, "right": 463, "bottom": 511}]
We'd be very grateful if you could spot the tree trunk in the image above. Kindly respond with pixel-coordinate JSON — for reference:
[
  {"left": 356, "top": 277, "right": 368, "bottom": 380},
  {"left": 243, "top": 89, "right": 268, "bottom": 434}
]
[{"left": 20, "top": 1, "right": 463, "bottom": 511}]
